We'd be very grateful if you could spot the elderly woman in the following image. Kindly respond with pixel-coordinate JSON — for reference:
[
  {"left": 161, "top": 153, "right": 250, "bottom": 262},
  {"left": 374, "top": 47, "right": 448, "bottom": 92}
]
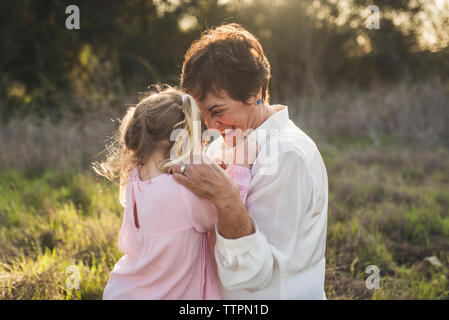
[{"left": 172, "top": 23, "right": 328, "bottom": 299}]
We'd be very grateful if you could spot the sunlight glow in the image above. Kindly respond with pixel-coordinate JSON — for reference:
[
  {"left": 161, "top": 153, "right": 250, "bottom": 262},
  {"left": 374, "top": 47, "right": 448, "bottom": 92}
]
[{"left": 178, "top": 14, "right": 198, "bottom": 32}]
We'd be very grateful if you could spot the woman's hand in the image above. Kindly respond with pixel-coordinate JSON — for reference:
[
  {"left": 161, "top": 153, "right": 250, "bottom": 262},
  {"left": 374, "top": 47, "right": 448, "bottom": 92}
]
[
  {"left": 171, "top": 156, "right": 240, "bottom": 205},
  {"left": 170, "top": 155, "right": 255, "bottom": 239}
]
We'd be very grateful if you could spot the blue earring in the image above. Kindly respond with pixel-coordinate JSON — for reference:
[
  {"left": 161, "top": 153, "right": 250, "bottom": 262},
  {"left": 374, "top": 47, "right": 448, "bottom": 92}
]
[{"left": 257, "top": 99, "right": 262, "bottom": 105}]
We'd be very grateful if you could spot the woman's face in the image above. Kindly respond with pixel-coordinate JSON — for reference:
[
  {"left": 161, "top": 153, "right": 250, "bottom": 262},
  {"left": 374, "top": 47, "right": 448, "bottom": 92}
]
[{"left": 194, "top": 89, "right": 260, "bottom": 136}]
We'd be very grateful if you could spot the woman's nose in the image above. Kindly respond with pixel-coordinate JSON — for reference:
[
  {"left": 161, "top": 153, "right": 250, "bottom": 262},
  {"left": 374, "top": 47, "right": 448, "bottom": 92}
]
[
  {"left": 203, "top": 115, "right": 219, "bottom": 130},
  {"left": 209, "top": 120, "right": 221, "bottom": 130}
]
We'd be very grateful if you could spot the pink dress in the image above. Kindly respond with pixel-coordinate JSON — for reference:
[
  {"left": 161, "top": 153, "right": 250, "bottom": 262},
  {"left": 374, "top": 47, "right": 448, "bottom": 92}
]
[{"left": 103, "top": 165, "right": 251, "bottom": 300}]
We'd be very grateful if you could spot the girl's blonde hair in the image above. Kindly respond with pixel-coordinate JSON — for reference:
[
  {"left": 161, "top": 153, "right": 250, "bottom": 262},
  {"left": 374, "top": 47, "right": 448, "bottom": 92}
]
[{"left": 92, "top": 85, "right": 202, "bottom": 205}]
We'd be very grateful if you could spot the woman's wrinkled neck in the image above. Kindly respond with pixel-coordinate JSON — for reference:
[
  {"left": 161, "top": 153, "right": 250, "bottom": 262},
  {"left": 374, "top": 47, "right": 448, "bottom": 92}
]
[{"left": 247, "top": 102, "right": 275, "bottom": 131}]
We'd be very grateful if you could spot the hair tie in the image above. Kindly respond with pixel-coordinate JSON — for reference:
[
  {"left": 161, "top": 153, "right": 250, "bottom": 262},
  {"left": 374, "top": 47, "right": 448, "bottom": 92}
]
[{"left": 182, "top": 94, "right": 191, "bottom": 103}]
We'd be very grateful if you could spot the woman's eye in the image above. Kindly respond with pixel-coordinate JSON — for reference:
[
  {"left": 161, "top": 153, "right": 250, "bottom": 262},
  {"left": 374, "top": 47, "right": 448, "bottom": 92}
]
[{"left": 211, "top": 109, "right": 224, "bottom": 116}]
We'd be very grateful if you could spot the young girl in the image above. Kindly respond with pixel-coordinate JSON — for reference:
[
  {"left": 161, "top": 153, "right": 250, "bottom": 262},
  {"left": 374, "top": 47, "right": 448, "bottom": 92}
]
[{"left": 94, "top": 86, "right": 252, "bottom": 300}]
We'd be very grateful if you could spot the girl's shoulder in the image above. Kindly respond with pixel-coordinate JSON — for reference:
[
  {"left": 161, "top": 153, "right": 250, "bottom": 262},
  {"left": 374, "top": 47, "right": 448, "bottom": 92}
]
[
  {"left": 178, "top": 183, "right": 217, "bottom": 233},
  {"left": 128, "top": 166, "right": 172, "bottom": 184}
]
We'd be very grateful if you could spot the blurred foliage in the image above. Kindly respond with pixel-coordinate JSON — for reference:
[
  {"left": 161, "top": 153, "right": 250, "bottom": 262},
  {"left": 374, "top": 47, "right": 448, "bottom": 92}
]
[{"left": 0, "top": 0, "right": 448, "bottom": 121}]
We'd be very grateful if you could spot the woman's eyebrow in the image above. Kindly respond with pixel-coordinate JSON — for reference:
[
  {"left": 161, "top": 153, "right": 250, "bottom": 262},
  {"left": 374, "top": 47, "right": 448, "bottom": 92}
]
[{"left": 208, "top": 104, "right": 225, "bottom": 112}]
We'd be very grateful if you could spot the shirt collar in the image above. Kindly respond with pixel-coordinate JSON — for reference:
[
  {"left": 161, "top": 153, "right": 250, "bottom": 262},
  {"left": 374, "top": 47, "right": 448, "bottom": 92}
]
[
  {"left": 245, "top": 104, "right": 289, "bottom": 149},
  {"left": 254, "top": 104, "right": 289, "bottom": 131}
]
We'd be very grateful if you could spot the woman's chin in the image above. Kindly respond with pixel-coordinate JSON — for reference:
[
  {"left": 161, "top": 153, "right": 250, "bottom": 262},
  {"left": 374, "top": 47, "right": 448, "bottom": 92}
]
[{"left": 219, "top": 125, "right": 238, "bottom": 137}]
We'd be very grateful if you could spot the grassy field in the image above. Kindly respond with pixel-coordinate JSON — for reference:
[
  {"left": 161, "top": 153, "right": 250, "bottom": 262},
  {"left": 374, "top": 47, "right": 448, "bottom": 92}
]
[
  {"left": 322, "top": 140, "right": 449, "bottom": 299},
  {"left": 1, "top": 138, "right": 448, "bottom": 299}
]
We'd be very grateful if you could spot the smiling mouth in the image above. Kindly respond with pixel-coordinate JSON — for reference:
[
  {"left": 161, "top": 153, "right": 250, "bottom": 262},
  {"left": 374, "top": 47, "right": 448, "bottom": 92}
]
[{"left": 219, "top": 125, "right": 236, "bottom": 136}]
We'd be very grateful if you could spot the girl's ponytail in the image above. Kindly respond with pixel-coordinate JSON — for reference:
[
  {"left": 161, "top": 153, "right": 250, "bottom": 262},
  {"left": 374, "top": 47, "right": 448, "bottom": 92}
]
[
  {"left": 92, "top": 86, "right": 204, "bottom": 205},
  {"left": 162, "top": 93, "right": 203, "bottom": 170}
]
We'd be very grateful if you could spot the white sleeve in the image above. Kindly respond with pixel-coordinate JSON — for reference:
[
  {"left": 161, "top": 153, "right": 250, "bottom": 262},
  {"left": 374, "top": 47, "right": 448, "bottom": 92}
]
[{"left": 214, "top": 150, "right": 315, "bottom": 291}]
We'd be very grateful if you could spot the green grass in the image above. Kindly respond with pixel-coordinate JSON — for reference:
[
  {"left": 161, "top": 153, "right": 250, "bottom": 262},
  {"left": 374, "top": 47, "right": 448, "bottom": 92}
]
[
  {"left": 0, "top": 143, "right": 448, "bottom": 299},
  {"left": 0, "top": 169, "right": 123, "bottom": 299},
  {"left": 323, "top": 142, "right": 449, "bottom": 299}
]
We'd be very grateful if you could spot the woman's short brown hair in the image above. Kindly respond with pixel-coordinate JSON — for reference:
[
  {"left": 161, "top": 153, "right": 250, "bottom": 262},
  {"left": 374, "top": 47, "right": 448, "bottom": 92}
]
[{"left": 180, "top": 23, "right": 271, "bottom": 104}]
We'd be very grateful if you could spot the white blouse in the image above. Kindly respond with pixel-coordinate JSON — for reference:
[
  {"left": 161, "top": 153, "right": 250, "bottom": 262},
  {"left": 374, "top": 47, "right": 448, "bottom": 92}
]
[{"left": 206, "top": 105, "right": 328, "bottom": 300}]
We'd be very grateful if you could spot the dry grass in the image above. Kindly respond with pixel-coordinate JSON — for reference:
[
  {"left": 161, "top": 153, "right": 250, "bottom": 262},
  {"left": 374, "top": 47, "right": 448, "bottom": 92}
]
[
  {"left": 0, "top": 113, "right": 117, "bottom": 173},
  {"left": 1, "top": 80, "right": 448, "bottom": 173},
  {"left": 289, "top": 79, "right": 449, "bottom": 149}
]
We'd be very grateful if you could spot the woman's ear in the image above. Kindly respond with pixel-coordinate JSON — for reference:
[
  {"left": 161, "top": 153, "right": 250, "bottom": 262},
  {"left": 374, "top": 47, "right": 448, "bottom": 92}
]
[{"left": 255, "top": 87, "right": 263, "bottom": 104}]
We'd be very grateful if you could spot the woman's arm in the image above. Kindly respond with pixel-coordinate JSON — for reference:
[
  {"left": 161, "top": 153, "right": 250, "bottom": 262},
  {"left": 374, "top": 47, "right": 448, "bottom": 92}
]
[
  {"left": 212, "top": 150, "right": 320, "bottom": 291},
  {"left": 172, "top": 146, "right": 325, "bottom": 292}
]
